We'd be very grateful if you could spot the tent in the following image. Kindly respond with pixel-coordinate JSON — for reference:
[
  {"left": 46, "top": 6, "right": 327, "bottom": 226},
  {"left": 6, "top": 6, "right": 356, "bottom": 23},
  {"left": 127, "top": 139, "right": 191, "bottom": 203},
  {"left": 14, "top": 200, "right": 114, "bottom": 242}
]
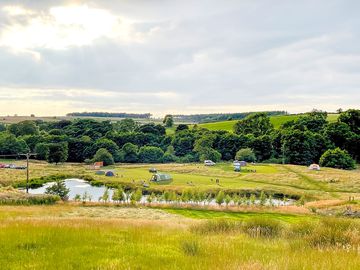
[
  {"left": 150, "top": 173, "right": 172, "bottom": 182},
  {"left": 105, "top": 171, "right": 115, "bottom": 177},
  {"left": 309, "top": 164, "right": 320, "bottom": 171},
  {"left": 149, "top": 168, "right": 157, "bottom": 173},
  {"left": 239, "top": 161, "right": 247, "bottom": 167},
  {"left": 95, "top": 170, "right": 105, "bottom": 175}
]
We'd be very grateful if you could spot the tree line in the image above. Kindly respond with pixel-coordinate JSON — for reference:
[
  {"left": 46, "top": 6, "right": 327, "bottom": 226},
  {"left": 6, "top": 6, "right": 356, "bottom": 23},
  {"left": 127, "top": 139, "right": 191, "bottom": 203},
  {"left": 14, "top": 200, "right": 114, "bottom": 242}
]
[{"left": 0, "top": 109, "right": 358, "bottom": 169}]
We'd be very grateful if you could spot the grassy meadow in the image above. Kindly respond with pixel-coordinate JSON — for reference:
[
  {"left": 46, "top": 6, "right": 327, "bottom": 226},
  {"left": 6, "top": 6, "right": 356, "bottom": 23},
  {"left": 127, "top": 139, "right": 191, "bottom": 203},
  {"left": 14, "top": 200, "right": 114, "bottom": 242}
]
[
  {"left": 196, "top": 113, "right": 339, "bottom": 132},
  {"left": 0, "top": 205, "right": 360, "bottom": 269},
  {"left": 1, "top": 160, "right": 359, "bottom": 269},
  {"left": 1, "top": 160, "right": 359, "bottom": 200}
]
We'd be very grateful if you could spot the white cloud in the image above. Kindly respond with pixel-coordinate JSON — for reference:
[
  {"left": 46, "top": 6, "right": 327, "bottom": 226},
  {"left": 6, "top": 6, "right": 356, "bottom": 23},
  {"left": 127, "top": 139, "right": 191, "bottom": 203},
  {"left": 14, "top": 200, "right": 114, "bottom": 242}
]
[{"left": 0, "top": 4, "right": 145, "bottom": 54}]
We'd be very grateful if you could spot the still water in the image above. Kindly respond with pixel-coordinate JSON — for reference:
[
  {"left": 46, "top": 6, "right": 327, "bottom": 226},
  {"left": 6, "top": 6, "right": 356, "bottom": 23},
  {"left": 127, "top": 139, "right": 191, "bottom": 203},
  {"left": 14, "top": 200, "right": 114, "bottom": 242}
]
[{"left": 27, "top": 179, "right": 293, "bottom": 205}]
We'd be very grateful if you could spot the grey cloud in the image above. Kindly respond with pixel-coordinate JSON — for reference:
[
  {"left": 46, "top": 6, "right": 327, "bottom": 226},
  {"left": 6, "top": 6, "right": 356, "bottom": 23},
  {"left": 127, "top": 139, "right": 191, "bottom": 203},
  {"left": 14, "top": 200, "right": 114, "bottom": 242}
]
[{"left": 0, "top": 0, "right": 359, "bottom": 115}]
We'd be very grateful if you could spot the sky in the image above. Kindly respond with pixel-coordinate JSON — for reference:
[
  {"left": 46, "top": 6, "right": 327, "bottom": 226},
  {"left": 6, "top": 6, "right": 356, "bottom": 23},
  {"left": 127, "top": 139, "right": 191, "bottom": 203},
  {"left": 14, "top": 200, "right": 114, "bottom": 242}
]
[{"left": 0, "top": 0, "right": 359, "bottom": 117}]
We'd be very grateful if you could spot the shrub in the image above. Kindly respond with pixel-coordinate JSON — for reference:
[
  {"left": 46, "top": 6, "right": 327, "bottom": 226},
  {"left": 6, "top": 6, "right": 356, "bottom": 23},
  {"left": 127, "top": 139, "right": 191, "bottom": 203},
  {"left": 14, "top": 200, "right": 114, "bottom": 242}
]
[
  {"left": 45, "top": 180, "right": 70, "bottom": 201},
  {"left": 319, "top": 148, "right": 356, "bottom": 170},
  {"left": 215, "top": 191, "right": 225, "bottom": 205},
  {"left": 305, "top": 218, "right": 359, "bottom": 247},
  {"left": 242, "top": 217, "right": 283, "bottom": 238},
  {"left": 181, "top": 240, "right": 200, "bottom": 256},
  {"left": 191, "top": 219, "right": 240, "bottom": 234},
  {"left": 235, "top": 148, "right": 256, "bottom": 162}
]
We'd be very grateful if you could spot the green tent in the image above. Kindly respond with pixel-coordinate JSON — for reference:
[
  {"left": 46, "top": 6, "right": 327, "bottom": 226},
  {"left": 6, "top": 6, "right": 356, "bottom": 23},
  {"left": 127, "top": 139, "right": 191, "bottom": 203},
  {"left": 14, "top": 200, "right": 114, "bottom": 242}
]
[{"left": 150, "top": 173, "right": 172, "bottom": 182}]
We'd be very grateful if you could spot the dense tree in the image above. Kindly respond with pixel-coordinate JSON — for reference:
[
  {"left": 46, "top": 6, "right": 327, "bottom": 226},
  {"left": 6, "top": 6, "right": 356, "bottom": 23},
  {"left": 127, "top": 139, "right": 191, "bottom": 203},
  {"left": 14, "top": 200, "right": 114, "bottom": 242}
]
[
  {"left": 163, "top": 115, "right": 174, "bottom": 128},
  {"left": 92, "top": 148, "right": 114, "bottom": 166},
  {"left": 282, "top": 130, "right": 316, "bottom": 165},
  {"left": 34, "top": 143, "right": 50, "bottom": 160},
  {"left": 324, "top": 122, "right": 352, "bottom": 149},
  {"left": 320, "top": 148, "right": 356, "bottom": 170},
  {"left": 67, "top": 136, "right": 92, "bottom": 162},
  {"left": 0, "top": 132, "right": 29, "bottom": 155},
  {"left": 85, "top": 138, "right": 121, "bottom": 162},
  {"left": 172, "top": 130, "right": 195, "bottom": 156},
  {"left": 175, "top": 124, "right": 189, "bottom": 132},
  {"left": 214, "top": 133, "right": 249, "bottom": 160},
  {"left": 249, "top": 135, "right": 273, "bottom": 162},
  {"left": 234, "top": 113, "right": 274, "bottom": 136},
  {"left": 338, "top": 109, "right": 360, "bottom": 134},
  {"left": 137, "top": 123, "right": 165, "bottom": 136},
  {"left": 8, "top": 120, "right": 38, "bottom": 137},
  {"left": 138, "top": 146, "right": 164, "bottom": 163},
  {"left": 345, "top": 133, "right": 360, "bottom": 162},
  {"left": 121, "top": 143, "right": 139, "bottom": 163},
  {"left": 114, "top": 119, "right": 138, "bottom": 133},
  {"left": 47, "top": 143, "right": 68, "bottom": 164}
]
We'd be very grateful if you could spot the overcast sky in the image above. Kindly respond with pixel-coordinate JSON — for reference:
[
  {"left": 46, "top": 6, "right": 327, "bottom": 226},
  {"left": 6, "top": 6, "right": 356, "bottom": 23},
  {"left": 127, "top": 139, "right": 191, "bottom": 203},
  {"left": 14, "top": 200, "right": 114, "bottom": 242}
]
[{"left": 0, "top": 0, "right": 359, "bottom": 116}]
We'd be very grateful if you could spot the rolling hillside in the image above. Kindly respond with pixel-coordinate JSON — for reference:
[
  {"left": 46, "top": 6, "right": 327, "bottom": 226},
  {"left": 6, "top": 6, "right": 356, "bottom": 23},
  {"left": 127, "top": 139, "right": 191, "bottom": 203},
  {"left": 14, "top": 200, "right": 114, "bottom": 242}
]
[{"left": 196, "top": 114, "right": 339, "bottom": 132}]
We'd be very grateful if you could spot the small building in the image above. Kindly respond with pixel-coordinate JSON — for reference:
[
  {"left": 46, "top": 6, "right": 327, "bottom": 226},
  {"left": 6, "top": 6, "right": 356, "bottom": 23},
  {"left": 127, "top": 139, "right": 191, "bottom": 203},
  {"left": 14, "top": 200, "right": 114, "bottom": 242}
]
[
  {"left": 150, "top": 173, "right": 172, "bottom": 182},
  {"left": 105, "top": 171, "right": 115, "bottom": 177},
  {"left": 309, "top": 164, "right": 320, "bottom": 171}
]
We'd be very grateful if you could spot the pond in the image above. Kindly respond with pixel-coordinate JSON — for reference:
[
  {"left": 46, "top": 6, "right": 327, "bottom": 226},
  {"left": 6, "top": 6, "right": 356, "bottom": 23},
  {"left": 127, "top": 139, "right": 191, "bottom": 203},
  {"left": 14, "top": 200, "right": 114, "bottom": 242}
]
[{"left": 27, "top": 179, "right": 294, "bottom": 206}]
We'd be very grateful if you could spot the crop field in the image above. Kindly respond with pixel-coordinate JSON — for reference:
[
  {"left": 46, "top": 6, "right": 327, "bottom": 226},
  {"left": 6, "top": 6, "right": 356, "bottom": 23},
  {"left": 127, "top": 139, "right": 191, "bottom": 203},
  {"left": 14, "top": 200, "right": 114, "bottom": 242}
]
[
  {"left": 0, "top": 205, "right": 360, "bottom": 269},
  {"left": 196, "top": 114, "right": 339, "bottom": 132}
]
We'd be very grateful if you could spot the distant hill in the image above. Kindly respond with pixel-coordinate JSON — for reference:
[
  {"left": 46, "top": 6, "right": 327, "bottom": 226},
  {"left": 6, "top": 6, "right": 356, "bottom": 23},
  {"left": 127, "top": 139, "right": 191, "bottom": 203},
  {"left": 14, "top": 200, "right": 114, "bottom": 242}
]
[
  {"left": 173, "top": 111, "right": 287, "bottom": 123},
  {"left": 196, "top": 113, "right": 340, "bottom": 132},
  {"left": 67, "top": 112, "right": 152, "bottom": 119}
]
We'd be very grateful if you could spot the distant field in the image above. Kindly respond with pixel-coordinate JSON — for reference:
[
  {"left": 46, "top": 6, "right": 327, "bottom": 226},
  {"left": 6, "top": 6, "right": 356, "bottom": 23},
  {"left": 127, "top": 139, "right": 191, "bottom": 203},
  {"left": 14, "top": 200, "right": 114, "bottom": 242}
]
[
  {"left": 196, "top": 114, "right": 339, "bottom": 132},
  {"left": 0, "top": 115, "right": 167, "bottom": 125}
]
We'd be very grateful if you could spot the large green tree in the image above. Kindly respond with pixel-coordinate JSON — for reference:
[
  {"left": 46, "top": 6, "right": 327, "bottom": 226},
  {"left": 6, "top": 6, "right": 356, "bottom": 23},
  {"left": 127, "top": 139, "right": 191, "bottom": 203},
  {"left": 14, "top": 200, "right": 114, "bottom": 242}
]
[
  {"left": 234, "top": 113, "right": 274, "bottom": 136},
  {"left": 47, "top": 143, "right": 68, "bottom": 164}
]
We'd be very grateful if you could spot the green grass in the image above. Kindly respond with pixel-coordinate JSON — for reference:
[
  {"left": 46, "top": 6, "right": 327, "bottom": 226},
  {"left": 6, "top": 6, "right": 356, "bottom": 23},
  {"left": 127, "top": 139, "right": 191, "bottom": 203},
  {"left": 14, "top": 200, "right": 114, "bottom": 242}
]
[
  {"left": 164, "top": 208, "right": 310, "bottom": 223},
  {"left": 2, "top": 161, "right": 360, "bottom": 201},
  {"left": 196, "top": 113, "right": 339, "bottom": 132},
  {"left": 0, "top": 205, "right": 359, "bottom": 269}
]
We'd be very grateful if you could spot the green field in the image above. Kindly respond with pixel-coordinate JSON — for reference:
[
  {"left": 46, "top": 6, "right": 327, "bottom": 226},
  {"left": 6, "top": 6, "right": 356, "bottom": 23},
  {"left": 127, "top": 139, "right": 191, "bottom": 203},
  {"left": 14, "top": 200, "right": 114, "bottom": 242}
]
[
  {"left": 0, "top": 205, "right": 360, "bottom": 269},
  {"left": 1, "top": 161, "right": 359, "bottom": 201},
  {"left": 196, "top": 114, "right": 339, "bottom": 132},
  {"left": 1, "top": 160, "right": 360, "bottom": 269}
]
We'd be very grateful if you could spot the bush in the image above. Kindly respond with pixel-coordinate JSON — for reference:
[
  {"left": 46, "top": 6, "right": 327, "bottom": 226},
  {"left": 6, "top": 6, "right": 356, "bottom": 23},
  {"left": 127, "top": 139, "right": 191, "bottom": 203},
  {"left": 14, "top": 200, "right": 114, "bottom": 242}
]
[
  {"left": 305, "top": 218, "right": 359, "bottom": 247},
  {"left": 191, "top": 219, "right": 240, "bottom": 234},
  {"left": 92, "top": 148, "right": 114, "bottom": 166},
  {"left": 319, "top": 148, "right": 356, "bottom": 170},
  {"left": 45, "top": 180, "right": 70, "bottom": 201},
  {"left": 235, "top": 148, "right": 256, "bottom": 162},
  {"left": 242, "top": 217, "right": 283, "bottom": 238},
  {"left": 181, "top": 240, "right": 200, "bottom": 256}
]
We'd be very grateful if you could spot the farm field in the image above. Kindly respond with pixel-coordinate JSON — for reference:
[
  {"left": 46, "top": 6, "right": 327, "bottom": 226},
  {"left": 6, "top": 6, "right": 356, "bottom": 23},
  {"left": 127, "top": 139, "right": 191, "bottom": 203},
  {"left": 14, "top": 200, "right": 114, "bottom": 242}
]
[
  {"left": 0, "top": 204, "right": 360, "bottom": 269},
  {"left": 0, "top": 160, "right": 359, "bottom": 201},
  {"left": 196, "top": 113, "right": 339, "bottom": 132}
]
